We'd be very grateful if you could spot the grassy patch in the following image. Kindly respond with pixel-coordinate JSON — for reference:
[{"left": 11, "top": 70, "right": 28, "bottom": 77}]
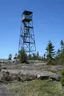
[
  {"left": 7, "top": 80, "right": 64, "bottom": 96},
  {"left": 36, "top": 67, "right": 57, "bottom": 73},
  {"left": 60, "top": 69, "right": 64, "bottom": 75},
  {"left": 60, "top": 69, "right": 64, "bottom": 86},
  {"left": 35, "top": 67, "right": 46, "bottom": 70},
  {"left": 48, "top": 69, "right": 57, "bottom": 73}
]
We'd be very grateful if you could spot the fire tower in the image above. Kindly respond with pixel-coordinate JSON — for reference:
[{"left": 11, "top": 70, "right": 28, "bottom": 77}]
[{"left": 18, "top": 10, "right": 36, "bottom": 55}]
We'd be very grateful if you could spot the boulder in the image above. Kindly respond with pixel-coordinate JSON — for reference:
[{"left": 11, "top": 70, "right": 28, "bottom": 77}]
[
  {"left": 0, "top": 70, "right": 61, "bottom": 82},
  {"left": 49, "top": 75, "right": 60, "bottom": 81},
  {"left": 1, "top": 71, "right": 11, "bottom": 82}
]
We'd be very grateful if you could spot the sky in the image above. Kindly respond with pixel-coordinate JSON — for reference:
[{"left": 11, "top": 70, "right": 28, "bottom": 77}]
[{"left": 0, "top": 0, "right": 64, "bottom": 58}]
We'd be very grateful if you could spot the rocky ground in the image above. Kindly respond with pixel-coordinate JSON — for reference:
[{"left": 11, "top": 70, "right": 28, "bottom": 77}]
[
  {"left": 0, "top": 61, "right": 64, "bottom": 81},
  {"left": 0, "top": 60, "right": 64, "bottom": 96}
]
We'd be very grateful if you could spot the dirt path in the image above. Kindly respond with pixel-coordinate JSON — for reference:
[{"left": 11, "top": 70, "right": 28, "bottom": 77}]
[{"left": 0, "top": 83, "right": 15, "bottom": 96}]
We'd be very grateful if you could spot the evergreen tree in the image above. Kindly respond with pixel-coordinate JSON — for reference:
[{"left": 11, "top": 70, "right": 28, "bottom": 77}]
[
  {"left": 60, "top": 40, "right": 64, "bottom": 64},
  {"left": 14, "top": 53, "right": 17, "bottom": 59},
  {"left": 18, "top": 49, "right": 28, "bottom": 63},
  {"left": 8, "top": 54, "right": 12, "bottom": 60},
  {"left": 46, "top": 41, "right": 55, "bottom": 60},
  {"left": 36, "top": 51, "right": 39, "bottom": 59},
  {"left": 60, "top": 40, "right": 64, "bottom": 50},
  {"left": 32, "top": 52, "right": 41, "bottom": 60},
  {"left": 55, "top": 40, "right": 64, "bottom": 65},
  {"left": 32, "top": 53, "right": 36, "bottom": 60}
]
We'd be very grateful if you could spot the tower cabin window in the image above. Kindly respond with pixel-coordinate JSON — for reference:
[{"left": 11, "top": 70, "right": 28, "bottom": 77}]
[{"left": 22, "top": 14, "right": 32, "bottom": 21}]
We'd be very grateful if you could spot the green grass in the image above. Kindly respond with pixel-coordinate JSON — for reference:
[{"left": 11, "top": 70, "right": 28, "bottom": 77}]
[
  {"left": 35, "top": 67, "right": 46, "bottom": 70},
  {"left": 36, "top": 67, "right": 57, "bottom": 73},
  {"left": 48, "top": 69, "right": 57, "bottom": 73},
  {"left": 7, "top": 80, "right": 64, "bottom": 96},
  {"left": 60, "top": 69, "right": 64, "bottom": 75},
  {"left": 60, "top": 69, "right": 64, "bottom": 86}
]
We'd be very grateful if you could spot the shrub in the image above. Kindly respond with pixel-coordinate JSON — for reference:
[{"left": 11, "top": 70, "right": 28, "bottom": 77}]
[
  {"left": 60, "top": 69, "right": 64, "bottom": 86},
  {"left": 18, "top": 49, "right": 28, "bottom": 64},
  {"left": 48, "top": 69, "right": 57, "bottom": 73},
  {"left": 60, "top": 69, "right": 64, "bottom": 76},
  {"left": 47, "top": 59, "right": 56, "bottom": 65},
  {"left": 60, "top": 78, "right": 64, "bottom": 86}
]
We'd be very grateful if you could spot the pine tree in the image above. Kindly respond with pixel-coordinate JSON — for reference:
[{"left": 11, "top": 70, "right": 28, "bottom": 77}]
[
  {"left": 55, "top": 40, "right": 64, "bottom": 65},
  {"left": 46, "top": 41, "right": 55, "bottom": 60},
  {"left": 60, "top": 40, "right": 64, "bottom": 50},
  {"left": 14, "top": 53, "right": 17, "bottom": 59},
  {"left": 60, "top": 40, "right": 64, "bottom": 64},
  {"left": 8, "top": 54, "right": 12, "bottom": 60},
  {"left": 18, "top": 49, "right": 28, "bottom": 63}
]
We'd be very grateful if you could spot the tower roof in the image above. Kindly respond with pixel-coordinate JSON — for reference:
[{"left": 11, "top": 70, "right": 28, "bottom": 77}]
[{"left": 22, "top": 10, "right": 32, "bottom": 15}]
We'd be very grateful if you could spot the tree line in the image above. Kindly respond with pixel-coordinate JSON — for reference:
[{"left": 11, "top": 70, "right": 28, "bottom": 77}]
[{"left": 8, "top": 40, "right": 64, "bottom": 65}]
